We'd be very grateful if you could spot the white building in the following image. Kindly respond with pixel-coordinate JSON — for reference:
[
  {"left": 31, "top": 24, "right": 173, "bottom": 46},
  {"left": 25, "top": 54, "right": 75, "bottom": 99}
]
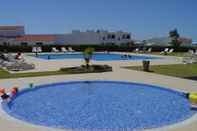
[
  {"left": 57, "top": 30, "right": 132, "bottom": 45},
  {"left": 146, "top": 37, "right": 192, "bottom": 46},
  {"left": 0, "top": 26, "right": 132, "bottom": 46}
]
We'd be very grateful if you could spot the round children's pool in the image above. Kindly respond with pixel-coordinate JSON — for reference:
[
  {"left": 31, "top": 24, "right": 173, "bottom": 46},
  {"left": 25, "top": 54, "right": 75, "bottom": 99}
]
[{"left": 2, "top": 81, "right": 194, "bottom": 130}]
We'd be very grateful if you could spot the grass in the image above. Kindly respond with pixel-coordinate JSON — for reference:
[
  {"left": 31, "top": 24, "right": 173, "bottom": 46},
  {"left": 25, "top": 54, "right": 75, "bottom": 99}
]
[
  {"left": 124, "top": 64, "right": 197, "bottom": 79},
  {"left": 0, "top": 65, "right": 112, "bottom": 79},
  {"left": 0, "top": 68, "right": 66, "bottom": 79}
]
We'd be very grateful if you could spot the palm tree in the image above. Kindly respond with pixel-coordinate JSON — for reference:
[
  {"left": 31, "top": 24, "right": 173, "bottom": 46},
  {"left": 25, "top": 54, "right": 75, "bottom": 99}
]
[
  {"left": 169, "top": 28, "right": 181, "bottom": 48},
  {"left": 83, "top": 47, "right": 94, "bottom": 69}
]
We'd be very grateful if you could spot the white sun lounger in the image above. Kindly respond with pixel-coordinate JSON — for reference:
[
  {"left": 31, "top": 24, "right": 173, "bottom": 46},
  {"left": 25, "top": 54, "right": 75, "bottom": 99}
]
[
  {"left": 168, "top": 49, "right": 174, "bottom": 54},
  {"left": 52, "top": 47, "right": 59, "bottom": 53},
  {"left": 160, "top": 48, "right": 169, "bottom": 54},
  {"left": 68, "top": 47, "right": 75, "bottom": 52},
  {"left": 61, "top": 47, "right": 68, "bottom": 53},
  {"left": 147, "top": 48, "right": 152, "bottom": 53}
]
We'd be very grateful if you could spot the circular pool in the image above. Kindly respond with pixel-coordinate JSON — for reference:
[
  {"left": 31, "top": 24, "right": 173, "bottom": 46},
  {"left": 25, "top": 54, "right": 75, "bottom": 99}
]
[{"left": 2, "top": 81, "right": 194, "bottom": 130}]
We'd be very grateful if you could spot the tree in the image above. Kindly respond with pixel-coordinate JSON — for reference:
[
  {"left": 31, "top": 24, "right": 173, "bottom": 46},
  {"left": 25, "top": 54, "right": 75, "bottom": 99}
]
[
  {"left": 83, "top": 47, "right": 94, "bottom": 69},
  {"left": 169, "top": 29, "right": 181, "bottom": 48}
]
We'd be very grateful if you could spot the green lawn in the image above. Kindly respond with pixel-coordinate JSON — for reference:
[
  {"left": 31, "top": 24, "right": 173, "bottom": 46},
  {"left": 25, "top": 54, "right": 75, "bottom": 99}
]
[
  {"left": 124, "top": 64, "right": 197, "bottom": 79},
  {"left": 0, "top": 65, "right": 112, "bottom": 79},
  {"left": 0, "top": 68, "right": 66, "bottom": 79}
]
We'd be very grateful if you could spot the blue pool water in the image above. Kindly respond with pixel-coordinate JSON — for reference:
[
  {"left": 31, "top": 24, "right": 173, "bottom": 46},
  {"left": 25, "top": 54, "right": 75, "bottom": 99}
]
[
  {"left": 3, "top": 81, "right": 194, "bottom": 130},
  {"left": 34, "top": 53, "right": 159, "bottom": 61}
]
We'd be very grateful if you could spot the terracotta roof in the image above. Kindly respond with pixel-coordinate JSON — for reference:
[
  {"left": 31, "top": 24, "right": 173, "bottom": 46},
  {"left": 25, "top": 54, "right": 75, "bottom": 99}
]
[
  {"left": 0, "top": 26, "right": 24, "bottom": 30},
  {"left": 15, "top": 35, "right": 57, "bottom": 42}
]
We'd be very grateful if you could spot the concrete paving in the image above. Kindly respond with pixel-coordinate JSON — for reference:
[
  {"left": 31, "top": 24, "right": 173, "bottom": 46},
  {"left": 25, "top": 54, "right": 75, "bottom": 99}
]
[{"left": 0, "top": 53, "right": 197, "bottom": 131}]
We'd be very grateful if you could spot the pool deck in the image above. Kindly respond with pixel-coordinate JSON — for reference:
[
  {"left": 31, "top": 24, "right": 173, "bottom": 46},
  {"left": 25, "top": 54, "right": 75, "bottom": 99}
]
[{"left": 1, "top": 52, "right": 197, "bottom": 131}]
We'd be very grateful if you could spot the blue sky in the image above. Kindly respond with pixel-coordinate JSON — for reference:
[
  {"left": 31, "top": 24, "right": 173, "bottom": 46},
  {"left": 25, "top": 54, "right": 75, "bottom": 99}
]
[{"left": 0, "top": 0, "right": 196, "bottom": 41}]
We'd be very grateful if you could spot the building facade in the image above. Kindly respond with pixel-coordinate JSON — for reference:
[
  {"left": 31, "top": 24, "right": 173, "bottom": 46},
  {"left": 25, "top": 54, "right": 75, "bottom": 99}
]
[
  {"left": 0, "top": 26, "right": 132, "bottom": 46},
  {"left": 146, "top": 37, "right": 192, "bottom": 46}
]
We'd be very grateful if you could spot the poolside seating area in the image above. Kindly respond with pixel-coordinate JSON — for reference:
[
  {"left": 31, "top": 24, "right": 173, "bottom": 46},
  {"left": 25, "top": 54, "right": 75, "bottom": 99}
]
[
  {"left": 32, "top": 47, "right": 42, "bottom": 53},
  {"left": 0, "top": 53, "right": 35, "bottom": 71},
  {"left": 160, "top": 48, "right": 174, "bottom": 55},
  {"left": 51, "top": 47, "right": 76, "bottom": 53},
  {"left": 133, "top": 48, "right": 152, "bottom": 53},
  {"left": 182, "top": 50, "right": 197, "bottom": 64},
  {"left": 32, "top": 46, "right": 76, "bottom": 53}
]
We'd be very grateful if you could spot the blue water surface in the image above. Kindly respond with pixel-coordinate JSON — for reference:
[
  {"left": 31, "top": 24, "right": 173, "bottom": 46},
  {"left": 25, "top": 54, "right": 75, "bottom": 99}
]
[
  {"left": 3, "top": 81, "right": 194, "bottom": 130},
  {"left": 34, "top": 53, "right": 159, "bottom": 61}
]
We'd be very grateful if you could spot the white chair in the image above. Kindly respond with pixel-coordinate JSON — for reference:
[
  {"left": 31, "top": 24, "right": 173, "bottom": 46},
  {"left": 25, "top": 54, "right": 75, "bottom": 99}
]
[
  {"left": 61, "top": 47, "right": 68, "bottom": 53},
  {"left": 68, "top": 47, "right": 75, "bottom": 52},
  {"left": 52, "top": 47, "right": 59, "bottom": 53}
]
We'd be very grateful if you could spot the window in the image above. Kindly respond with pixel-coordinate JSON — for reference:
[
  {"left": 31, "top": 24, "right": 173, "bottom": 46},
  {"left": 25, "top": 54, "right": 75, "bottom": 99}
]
[
  {"left": 21, "top": 42, "right": 28, "bottom": 46},
  {"left": 3, "top": 42, "right": 8, "bottom": 46},
  {"left": 36, "top": 42, "right": 43, "bottom": 46},
  {"left": 103, "top": 37, "right": 106, "bottom": 40},
  {"left": 111, "top": 34, "right": 115, "bottom": 39},
  {"left": 122, "top": 34, "right": 130, "bottom": 39},
  {"left": 126, "top": 35, "right": 131, "bottom": 39}
]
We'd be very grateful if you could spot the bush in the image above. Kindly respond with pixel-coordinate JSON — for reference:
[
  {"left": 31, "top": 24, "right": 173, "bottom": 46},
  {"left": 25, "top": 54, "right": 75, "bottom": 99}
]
[{"left": 60, "top": 65, "right": 112, "bottom": 73}]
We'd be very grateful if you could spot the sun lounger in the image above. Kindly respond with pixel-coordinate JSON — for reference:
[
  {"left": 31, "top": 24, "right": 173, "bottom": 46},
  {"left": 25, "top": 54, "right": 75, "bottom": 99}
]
[
  {"left": 61, "top": 47, "right": 68, "bottom": 53},
  {"left": 182, "top": 51, "right": 197, "bottom": 64},
  {"left": 52, "top": 47, "right": 59, "bottom": 53},
  {"left": 160, "top": 48, "right": 169, "bottom": 54},
  {"left": 68, "top": 47, "right": 75, "bottom": 52},
  {"left": 168, "top": 49, "right": 174, "bottom": 54},
  {"left": 188, "top": 50, "right": 194, "bottom": 55},
  {"left": 147, "top": 48, "right": 152, "bottom": 53}
]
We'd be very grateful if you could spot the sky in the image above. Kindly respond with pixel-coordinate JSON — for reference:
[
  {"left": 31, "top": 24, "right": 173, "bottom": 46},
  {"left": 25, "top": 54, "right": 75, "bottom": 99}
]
[{"left": 0, "top": 0, "right": 196, "bottom": 41}]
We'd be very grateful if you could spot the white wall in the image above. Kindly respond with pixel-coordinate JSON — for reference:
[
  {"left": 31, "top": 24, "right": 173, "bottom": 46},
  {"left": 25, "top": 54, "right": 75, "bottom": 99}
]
[{"left": 57, "top": 31, "right": 132, "bottom": 45}]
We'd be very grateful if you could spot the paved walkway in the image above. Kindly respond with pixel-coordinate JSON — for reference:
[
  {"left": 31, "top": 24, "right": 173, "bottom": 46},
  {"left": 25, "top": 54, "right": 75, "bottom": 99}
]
[{"left": 0, "top": 53, "right": 197, "bottom": 131}]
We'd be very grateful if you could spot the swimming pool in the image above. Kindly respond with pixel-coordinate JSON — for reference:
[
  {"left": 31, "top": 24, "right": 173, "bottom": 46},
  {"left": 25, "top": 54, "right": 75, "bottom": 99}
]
[
  {"left": 33, "top": 53, "right": 160, "bottom": 61},
  {"left": 2, "top": 81, "right": 194, "bottom": 130}
]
